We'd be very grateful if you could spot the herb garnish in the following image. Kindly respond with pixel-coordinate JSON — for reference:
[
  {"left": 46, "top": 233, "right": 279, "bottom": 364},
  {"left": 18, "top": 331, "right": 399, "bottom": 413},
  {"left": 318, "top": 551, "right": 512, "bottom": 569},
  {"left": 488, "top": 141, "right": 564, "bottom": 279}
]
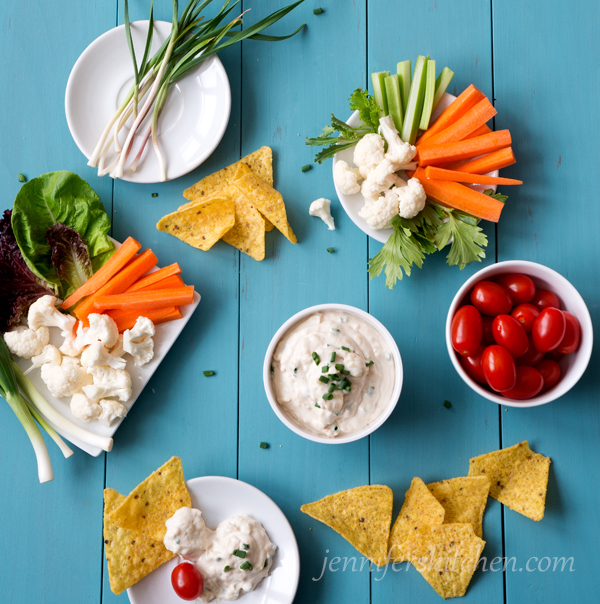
[{"left": 233, "top": 549, "right": 246, "bottom": 558}]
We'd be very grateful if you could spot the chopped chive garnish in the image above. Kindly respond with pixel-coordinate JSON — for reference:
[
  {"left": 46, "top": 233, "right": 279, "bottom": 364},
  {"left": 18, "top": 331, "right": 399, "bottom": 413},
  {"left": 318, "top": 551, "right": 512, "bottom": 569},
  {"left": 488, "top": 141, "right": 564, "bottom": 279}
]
[
  {"left": 366, "top": 360, "right": 374, "bottom": 366},
  {"left": 312, "top": 352, "right": 320, "bottom": 365},
  {"left": 329, "top": 373, "right": 340, "bottom": 381},
  {"left": 260, "top": 442, "right": 269, "bottom": 449},
  {"left": 326, "top": 247, "right": 335, "bottom": 253},
  {"left": 315, "top": 402, "right": 321, "bottom": 408},
  {"left": 313, "top": 7, "right": 324, "bottom": 14},
  {"left": 328, "top": 383, "right": 336, "bottom": 393},
  {"left": 335, "top": 363, "right": 344, "bottom": 371},
  {"left": 264, "top": 559, "right": 269, "bottom": 568},
  {"left": 323, "top": 393, "right": 333, "bottom": 401},
  {"left": 233, "top": 549, "right": 246, "bottom": 558},
  {"left": 341, "top": 346, "right": 351, "bottom": 352},
  {"left": 203, "top": 370, "right": 215, "bottom": 376},
  {"left": 330, "top": 352, "right": 336, "bottom": 362},
  {"left": 341, "top": 369, "right": 350, "bottom": 375},
  {"left": 334, "top": 426, "right": 338, "bottom": 431},
  {"left": 319, "top": 376, "right": 329, "bottom": 384},
  {"left": 224, "top": 565, "right": 231, "bottom": 572},
  {"left": 321, "top": 365, "right": 329, "bottom": 373},
  {"left": 243, "top": 543, "right": 250, "bottom": 550},
  {"left": 270, "top": 364, "right": 274, "bottom": 373},
  {"left": 18, "top": 173, "right": 27, "bottom": 183},
  {"left": 240, "top": 561, "right": 253, "bottom": 571},
  {"left": 151, "top": 192, "right": 158, "bottom": 197},
  {"left": 345, "top": 386, "right": 351, "bottom": 392},
  {"left": 294, "top": 367, "right": 297, "bottom": 374},
  {"left": 301, "top": 164, "right": 312, "bottom": 172},
  {"left": 444, "top": 400, "right": 452, "bottom": 409}
]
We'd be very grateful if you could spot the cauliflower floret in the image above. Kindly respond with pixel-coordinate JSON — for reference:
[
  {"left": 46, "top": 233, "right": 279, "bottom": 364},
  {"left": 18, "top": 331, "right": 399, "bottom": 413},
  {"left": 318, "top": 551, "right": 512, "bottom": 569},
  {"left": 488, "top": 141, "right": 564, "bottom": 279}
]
[
  {"left": 24, "top": 344, "right": 62, "bottom": 375},
  {"left": 308, "top": 198, "right": 336, "bottom": 231},
  {"left": 378, "top": 115, "right": 417, "bottom": 169},
  {"left": 361, "top": 159, "right": 404, "bottom": 202},
  {"left": 41, "top": 358, "right": 92, "bottom": 398},
  {"left": 83, "top": 366, "right": 132, "bottom": 403},
  {"left": 353, "top": 133, "right": 385, "bottom": 178},
  {"left": 110, "top": 335, "right": 125, "bottom": 358},
  {"left": 358, "top": 189, "right": 400, "bottom": 230},
  {"left": 4, "top": 326, "right": 50, "bottom": 359},
  {"left": 75, "top": 314, "right": 119, "bottom": 349},
  {"left": 397, "top": 177, "right": 427, "bottom": 219},
  {"left": 60, "top": 325, "right": 84, "bottom": 358},
  {"left": 123, "top": 317, "right": 155, "bottom": 366},
  {"left": 28, "top": 295, "right": 76, "bottom": 333},
  {"left": 81, "top": 342, "right": 127, "bottom": 370},
  {"left": 97, "top": 399, "right": 127, "bottom": 427},
  {"left": 70, "top": 393, "right": 101, "bottom": 423},
  {"left": 333, "top": 160, "right": 361, "bottom": 195}
]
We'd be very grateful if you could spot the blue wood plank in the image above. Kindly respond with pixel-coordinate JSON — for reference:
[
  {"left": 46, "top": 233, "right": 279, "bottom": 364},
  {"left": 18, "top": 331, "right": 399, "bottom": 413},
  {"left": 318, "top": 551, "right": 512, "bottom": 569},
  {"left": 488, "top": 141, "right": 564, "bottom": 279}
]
[{"left": 493, "top": 1, "right": 600, "bottom": 602}]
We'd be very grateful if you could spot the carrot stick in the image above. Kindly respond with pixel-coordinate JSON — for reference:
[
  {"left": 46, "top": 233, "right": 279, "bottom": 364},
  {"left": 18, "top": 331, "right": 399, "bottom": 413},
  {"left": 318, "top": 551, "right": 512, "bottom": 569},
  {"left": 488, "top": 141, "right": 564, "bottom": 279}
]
[
  {"left": 416, "top": 85, "right": 485, "bottom": 145},
  {"left": 418, "top": 130, "right": 512, "bottom": 167},
  {"left": 92, "top": 286, "right": 195, "bottom": 311},
  {"left": 126, "top": 263, "right": 182, "bottom": 292},
  {"left": 74, "top": 249, "right": 158, "bottom": 322},
  {"left": 418, "top": 97, "right": 497, "bottom": 148},
  {"left": 106, "top": 306, "right": 182, "bottom": 332},
  {"left": 454, "top": 147, "right": 516, "bottom": 174},
  {"left": 61, "top": 237, "right": 141, "bottom": 309},
  {"left": 414, "top": 168, "right": 504, "bottom": 222},
  {"left": 424, "top": 166, "right": 522, "bottom": 185},
  {"left": 133, "top": 275, "right": 185, "bottom": 292},
  {"left": 464, "top": 124, "right": 492, "bottom": 139}
]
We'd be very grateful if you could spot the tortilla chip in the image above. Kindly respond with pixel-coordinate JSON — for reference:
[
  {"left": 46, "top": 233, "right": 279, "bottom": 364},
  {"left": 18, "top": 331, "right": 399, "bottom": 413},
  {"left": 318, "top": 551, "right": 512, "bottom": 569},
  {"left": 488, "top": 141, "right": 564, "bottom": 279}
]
[
  {"left": 157, "top": 197, "right": 235, "bottom": 251},
  {"left": 403, "top": 523, "right": 485, "bottom": 599},
  {"left": 301, "top": 485, "right": 393, "bottom": 566},
  {"left": 103, "top": 488, "right": 174, "bottom": 595},
  {"left": 389, "top": 477, "right": 445, "bottom": 563},
  {"left": 233, "top": 172, "right": 297, "bottom": 244},
  {"left": 109, "top": 457, "right": 191, "bottom": 542},
  {"left": 183, "top": 146, "right": 273, "bottom": 201},
  {"left": 427, "top": 476, "right": 490, "bottom": 538},
  {"left": 469, "top": 441, "right": 550, "bottom": 521}
]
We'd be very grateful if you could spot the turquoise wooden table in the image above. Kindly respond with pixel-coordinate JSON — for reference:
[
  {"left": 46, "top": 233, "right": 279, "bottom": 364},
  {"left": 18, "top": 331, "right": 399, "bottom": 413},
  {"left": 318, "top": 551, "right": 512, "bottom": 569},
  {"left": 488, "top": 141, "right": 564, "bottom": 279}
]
[{"left": 1, "top": 1, "right": 599, "bottom": 602}]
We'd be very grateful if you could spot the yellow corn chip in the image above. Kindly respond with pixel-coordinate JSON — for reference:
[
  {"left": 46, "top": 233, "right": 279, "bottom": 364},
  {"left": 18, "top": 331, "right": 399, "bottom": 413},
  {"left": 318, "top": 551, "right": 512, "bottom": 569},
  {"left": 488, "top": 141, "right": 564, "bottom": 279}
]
[
  {"left": 183, "top": 146, "right": 273, "bottom": 201},
  {"left": 109, "top": 457, "right": 191, "bottom": 542},
  {"left": 469, "top": 441, "right": 550, "bottom": 521},
  {"left": 233, "top": 172, "right": 297, "bottom": 244},
  {"left": 103, "top": 488, "right": 174, "bottom": 595},
  {"left": 427, "top": 476, "right": 490, "bottom": 538},
  {"left": 389, "top": 477, "right": 445, "bottom": 563},
  {"left": 403, "top": 523, "right": 485, "bottom": 599},
  {"left": 157, "top": 197, "right": 235, "bottom": 251},
  {"left": 301, "top": 485, "right": 393, "bottom": 567}
]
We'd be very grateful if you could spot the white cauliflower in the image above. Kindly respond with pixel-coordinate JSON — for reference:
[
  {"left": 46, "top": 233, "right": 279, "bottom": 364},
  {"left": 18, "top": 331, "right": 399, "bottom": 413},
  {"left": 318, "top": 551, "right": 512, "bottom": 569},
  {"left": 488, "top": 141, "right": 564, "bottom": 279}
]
[
  {"left": 123, "top": 317, "right": 155, "bottom": 366},
  {"left": 353, "top": 133, "right": 385, "bottom": 178},
  {"left": 98, "top": 399, "right": 127, "bottom": 427},
  {"left": 308, "top": 198, "right": 336, "bottom": 230},
  {"left": 4, "top": 326, "right": 49, "bottom": 359},
  {"left": 378, "top": 115, "right": 417, "bottom": 169},
  {"left": 110, "top": 335, "right": 125, "bottom": 358},
  {"left": 24, "top": 344, "right": 61, "bottom": 375},
  {"left": 361, "top": 159, "right": 404, "bottom": 202},
  {"left": 358, "top": 189, "right": 400, "bottom": 230},
  {"left": 84, "top": 366, "right": 132, "bottom": 402},
  {"left": 60, "top": 324, "right": 84, "bottom": 358},
  {"left": 333, "top": 160, "right": 361, "bottom": 195},
  {"left": 28, "top": 295, "right": 76, "bottom": 333},
  {"left": 75, "top": 313, "right": 119, "bottom": 349},
  {"left": 81, "top": 342, "right": 127, "bottom": 370},
  {"left": 70, "top": 393, "right": 102, "bottom": 423},
  {"left": 41, "top": 358, "right": 92, "bottom": 398},
  {"left": 397, "top": 177, "right": 427, "bottom": 219}
]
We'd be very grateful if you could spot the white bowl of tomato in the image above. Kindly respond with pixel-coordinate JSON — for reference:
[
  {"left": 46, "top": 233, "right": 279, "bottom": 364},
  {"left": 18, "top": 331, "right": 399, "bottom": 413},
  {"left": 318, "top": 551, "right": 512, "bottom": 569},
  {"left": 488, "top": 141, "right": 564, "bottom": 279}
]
[{"left": 446, "top": 260, "right": 593, "bottom": 407}]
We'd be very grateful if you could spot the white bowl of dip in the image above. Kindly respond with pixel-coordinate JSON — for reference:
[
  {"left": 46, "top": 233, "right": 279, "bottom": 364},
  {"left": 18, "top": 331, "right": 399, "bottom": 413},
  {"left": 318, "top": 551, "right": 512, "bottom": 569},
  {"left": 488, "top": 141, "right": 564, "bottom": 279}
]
[{"left": 263, "top": 304, "right": 403, "bottom": 444}]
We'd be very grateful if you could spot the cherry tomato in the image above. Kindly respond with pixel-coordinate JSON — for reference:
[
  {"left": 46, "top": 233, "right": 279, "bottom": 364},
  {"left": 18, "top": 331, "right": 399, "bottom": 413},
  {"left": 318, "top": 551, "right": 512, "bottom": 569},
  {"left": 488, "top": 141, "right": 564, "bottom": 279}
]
[
  {"left": 511, "top": 303, "right": 540, "bottom": 333},
  {"left": 536, "top": 359, "right": 562, "bottom": 392},
  {"left": 451, "top": 305, "right": 483, "bottom": 357},
  {"left": 515, "top": 335, "right": 545, "bottom": 367},
  {"left": 172, "top": 563, "right": 203, "bottom": 601},
  {"left": 544, "top": 349, "right": 565, "bottom": 363},
  {"left": 482, "top": 345, "right": 517, "bottom": 392},
  {"left": 470, "top": 281, "right": 513, "bottom": 316},
  {"left": 492, "top": 314, "right": 529, "bottom": 358},
  {"left": 531, "top": 288, "right": 560, "bottom": 311},
  {"left": 502, "top": 366, "right": 544, "bottom": 400},
  {"left": 458, "top": 345, "right": 487, "bottom": 384},
  {"left": 496, "top": 274, "right": 536, "bottom": 305},
  {"left": 557, "top": 311, "right": 581, "bottom": 354},
  {"left": 532, "top": 308, "right": 566, "bottom": 352},
  {"left": 481, "top": 315, "right": 495, "bottom": 346}
]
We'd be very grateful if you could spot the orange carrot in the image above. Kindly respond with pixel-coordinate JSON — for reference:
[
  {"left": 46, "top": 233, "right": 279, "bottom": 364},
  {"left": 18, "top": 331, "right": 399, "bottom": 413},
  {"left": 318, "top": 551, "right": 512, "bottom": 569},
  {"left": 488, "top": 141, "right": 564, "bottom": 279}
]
[
  {"left": 133, "top": 275, "right": 185, "bottom": 292},
  {"left": 413, "top": 168, "right": 504, "bottom": 222},
  {"left": 106, "top": 306, "right": 182, "bottom": 332},
  {"left": 418, "top": 97, "right": 497, "bottom": 148},
  {"left": 417, "top": 85, "right": 485, "bottom": 145},
  {"left": 74, "top": 249, "right": 158, "bottom": 322},
  {"left": 454, "top": 147, "right": 516, "bottom": 174},
  {"left": 126, "top": 263, "right": 182, "bottom": 292},
  {"left": 464, "top": 124, "right": 492, "bottom": 139},
  {"left": 92, "top": 286, "right": 195, "bottom": 311},
  {"left": 424, "top": 166, "right": 522, "bottom": 185},
  {"left": 418, "top": 130, "right": 512, "bottom": 167},
  {"left": 61, "top": 237, "right": 141, "bottom": 309}
]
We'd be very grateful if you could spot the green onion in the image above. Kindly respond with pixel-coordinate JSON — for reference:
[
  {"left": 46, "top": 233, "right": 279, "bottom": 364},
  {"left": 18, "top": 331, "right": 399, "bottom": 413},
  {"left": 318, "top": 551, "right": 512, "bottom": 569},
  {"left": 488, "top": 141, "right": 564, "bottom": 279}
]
[
  {"left": 345, "top": 386, "right": 351, "bottom": 392},
  {"left": 401, "top": 55, "right": 428, "bottom": 144},
  {"left": 329, "top": 373, "right": 340, "bottom": 381},
  {"left": 224, "top": 565, "right": 231, "bottom": 572},
  {"left": 432, "top": 67, "right": 454, "bottom": 111},
  {"left": 233, "top": 549, "right": 246, "bottom": 558},
  {"left": 396, "top": 60, "right": 411, "bottom": 114},
  {"left": 321, "top": 365, "right": 329, "bottom": 373},
  {"left": 260, "top": 442, "right": 269, "bottom": 449},
  {"left": 419, "top": 59, "right": 436, "bottom": 130},
  {"left": 365, "top": 360, "right": 374, "bottom": 366},
  {"left": 335, "top": 363, "right": 344, "bottom": 371},
  {"left": 371, "top": 71, "right": 390, "bottom": 117},
  {"left": 301, "top": 164, "right": 312, "bottom": 172},
  {"left": 319, "top": 376, "right": 329, "bottom": 384},
  {"left": 312, "top": 352, "right": 320, "bottom": 365},
  {"left": 313, "top": 7, "right": 323, "bottom": 14},
  {"left": 315, "top": 402, "right": 321, "bottom": 408},
  {"left": 243, "top": 543, "right": 250, "bottom": 550},
  {"left": 326, "top": 247, "right": 335, "bottom": 253},
  {"left": 341, "top": 369, "right": 350, "bottom": 375},
  {"left": 384, "top": 74, "right": 403, "bottom": 132},
  {"left": 341, "top": 346, "right": 351, "bottom": 352},
  {"left": 240, "top": 561, "right": 253, "bottom": 571},
  {"left": 270, "top": 364, "right": 274, "bottom": 373},
  {"left": 328, "top": 383, "right": 336, "bottom": 393},
  {"left": 151, "top": 192, "right": 158, "bottom": 197},
  {"left": 323, "top": 393, "right": 333, "bottom": 401},
  {"left": 264, "top": 559, "right": 269, "bottom": 567},
  {"left": 18, "top": 173, "right": 27, "bottom": 183},
  {"left": 203, "top": 370, "right": 215, "bottom": 376},
  {"left": 444, "top": 400, "right": 452, "bottom": 409},
  {"left": 330, "top": 352, "right": 336, "bottom": 362}
]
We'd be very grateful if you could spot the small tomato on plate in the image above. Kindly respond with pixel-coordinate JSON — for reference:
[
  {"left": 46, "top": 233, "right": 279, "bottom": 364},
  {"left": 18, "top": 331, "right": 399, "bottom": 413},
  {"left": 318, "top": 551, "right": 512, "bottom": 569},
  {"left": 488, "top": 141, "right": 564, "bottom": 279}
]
[
  {"left": 172, "top": 562, "right": 203, "bottom": 601},
  {"left": 497, "top": 274, "right": 536, "bottom": 305}
]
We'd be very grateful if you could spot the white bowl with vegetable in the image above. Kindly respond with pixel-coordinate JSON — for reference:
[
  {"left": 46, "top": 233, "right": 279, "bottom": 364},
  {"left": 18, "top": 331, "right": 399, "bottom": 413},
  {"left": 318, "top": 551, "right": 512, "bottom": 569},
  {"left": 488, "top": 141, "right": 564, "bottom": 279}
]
[{"left": 263, "top": 304, "right": 403, "bottom": 445}]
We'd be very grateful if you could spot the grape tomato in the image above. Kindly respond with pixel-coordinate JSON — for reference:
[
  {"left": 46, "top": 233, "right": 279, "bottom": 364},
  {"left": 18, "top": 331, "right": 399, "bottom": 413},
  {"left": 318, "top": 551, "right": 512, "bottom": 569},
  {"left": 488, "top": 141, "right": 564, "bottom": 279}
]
[
  {"left": 451, "top": 305, "right": 483, "bottom": 357},
  {"left": 532, "top": 308, "right": 566, "bottom": 353},
  {"left": 492, "top": 314, "right": 529, "bottom": 358},
  {"left": 470, "top": 281, "right": 513, "bottom": 316},
  {"left": 482, "top": 345, "right": 517, "bottom": 392},
  {"left": 511, "top": 303, "right": 540, "bottom": 332},
  {"left": 497, "top": 274, "right": 536, "bottom": 305}
]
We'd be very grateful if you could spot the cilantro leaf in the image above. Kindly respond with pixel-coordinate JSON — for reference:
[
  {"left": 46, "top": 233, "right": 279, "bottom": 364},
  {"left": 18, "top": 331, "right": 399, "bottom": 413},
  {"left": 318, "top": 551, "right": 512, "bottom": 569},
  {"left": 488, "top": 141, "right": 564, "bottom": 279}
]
[
  {"left": 349, "top": 88, "right": 380, "bottom": 131},
  {"left": 433, "top": 209, "right": 488, "bottom": 270},
  {"left": 483, "top": 188, "right": 508, "bottom": 203}
]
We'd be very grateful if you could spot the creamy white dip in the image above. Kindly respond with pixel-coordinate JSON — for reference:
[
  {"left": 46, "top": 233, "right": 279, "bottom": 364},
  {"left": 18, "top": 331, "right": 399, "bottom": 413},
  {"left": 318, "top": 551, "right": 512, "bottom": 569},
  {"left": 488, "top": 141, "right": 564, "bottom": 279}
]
[
  {"left": 271, "top": 311, "right": 395, "bottom": 437},
  {"left": 164, "top": 507, "right": 276, "bottom": 602}
]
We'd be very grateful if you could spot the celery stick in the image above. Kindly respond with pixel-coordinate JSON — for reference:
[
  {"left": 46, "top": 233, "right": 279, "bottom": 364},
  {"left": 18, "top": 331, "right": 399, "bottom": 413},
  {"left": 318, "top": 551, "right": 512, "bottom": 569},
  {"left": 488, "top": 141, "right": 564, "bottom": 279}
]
[
  {"left": 432, "top": 66, "right": 455, "bottom": 110},
  {"left": 371, "top": 71, "right": 390, "bottom": 117},
  {"left": 384, "top": 75, "right": 403, "bottom": 132},
  {"left": 419, "top": 59, "right": 436, "bottom": 130},
  {"left": 396, "top": 60, "right": 411, "bottom": 112},
  {"left": 401, "top": 55, "right": 428, "bottom": 144}
]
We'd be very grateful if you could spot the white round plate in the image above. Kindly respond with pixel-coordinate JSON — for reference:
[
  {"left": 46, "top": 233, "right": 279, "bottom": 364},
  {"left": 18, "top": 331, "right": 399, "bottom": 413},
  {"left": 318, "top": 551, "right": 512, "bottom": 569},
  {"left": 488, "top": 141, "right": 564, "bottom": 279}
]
[
  {"left": 128, "top": 476, "right": 300, "bottom": 604},
  {"left": 332, "top": 93, "right": 499, "bottom": 243},
  {"left": 66, "top": 20, "right": 231, "bottom": 183}
]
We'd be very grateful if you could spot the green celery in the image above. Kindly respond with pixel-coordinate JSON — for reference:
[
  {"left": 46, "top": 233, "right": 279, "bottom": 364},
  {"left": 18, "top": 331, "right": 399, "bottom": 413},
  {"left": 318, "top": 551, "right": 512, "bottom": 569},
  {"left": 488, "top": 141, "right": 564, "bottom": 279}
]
[
  {"left": 419, "top": 59, "right": 436, "bottom": 130},
  {"left": 384, "top": 74, "right": 403, "bottom": 132},
  {"left": 432, "top": 66, "right": 455, "bottom": 110},
  {"left": 396, "top": 60, "right": 411, "bottom": 112},
  {"left": 401, "top": 55, "right": 428, "bottom": 144},
  {"left": 371, "top": 71, "right": 390, "bottom": 117}
]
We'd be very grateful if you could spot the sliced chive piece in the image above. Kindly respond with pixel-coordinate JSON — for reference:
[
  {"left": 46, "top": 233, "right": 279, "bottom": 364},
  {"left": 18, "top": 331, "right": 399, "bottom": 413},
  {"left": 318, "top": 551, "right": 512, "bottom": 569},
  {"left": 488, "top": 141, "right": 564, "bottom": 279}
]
[
  {"left": 335, "top": 363, "right": 344, "bottom": 371},
  {"left": 270, "top": 364, "right": 274, "bottom": 373},
  {"left": 312, "top": 352, "right": 320, "bottom": 365},
  {"left": 301, "top": 164, "right": 312, "bottom": 172},
  {"left": 18, "top": 173, "right": 27, "bottom": 183},
  {"left": 341, "top": 346, "right": 351, "bottom": 352},
  {"left": 329, "top": 373, "right": 340, "bottom": 381},
  {"left": 341, "top": 369, "right": 350, "bottom": 375},
  {"left": 323, "top": 393, "right": 333, "bottom": 401},
  {"left": 444, "top": 400, "right": 452, "bottom": 409},
  {"left": 259, "top": 442, "right": 269, "bottom": 449},
  {"left": 315, "top": 402, "right": 321, "bottom": 408},
  {"left": 321, "top": 365, "right": 329, "bottom": 373},
  {"left": 240, "top": 561, "right": 253, "bottom": 571},
  {"left": 328, "top": 383, "right": 336, "bottom": 393},
  {"left": 243, "top": 544, "right": 250, "bottom": 550},
  {"left": 326, "top": 247, "right": 335, "bottom": 253},
  {"left": 264, "top": 559, "right": 269, "bottom": 568},
  {"left": 294, "top": 367, "right": 297, "bottom": 373},
  {"left": 345, "top": 386, "right": 351, "bottom": 392},
  {"left": 224, "top": 565, "right": 231, "bottom": 572},
  {"left": 233, "top": 549, "right": 246, "bottom": 558},
  {"left": 151, "top": 192, "right": 158, "bottom": 197},
  {"left": 313, "top": 7, "right": 324, "bottom": 14},
  {"left": 365, "top": 360, "right": 374, "bottom": 366},
  {"left": 330, "top": 352, "right": 336, "bottom": 362},
  {"left": 319, "top": 376, "right": 329, "bottom": 384},
  {"left": 203, "top": 370, "right": 215, "bottom": 376}
]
